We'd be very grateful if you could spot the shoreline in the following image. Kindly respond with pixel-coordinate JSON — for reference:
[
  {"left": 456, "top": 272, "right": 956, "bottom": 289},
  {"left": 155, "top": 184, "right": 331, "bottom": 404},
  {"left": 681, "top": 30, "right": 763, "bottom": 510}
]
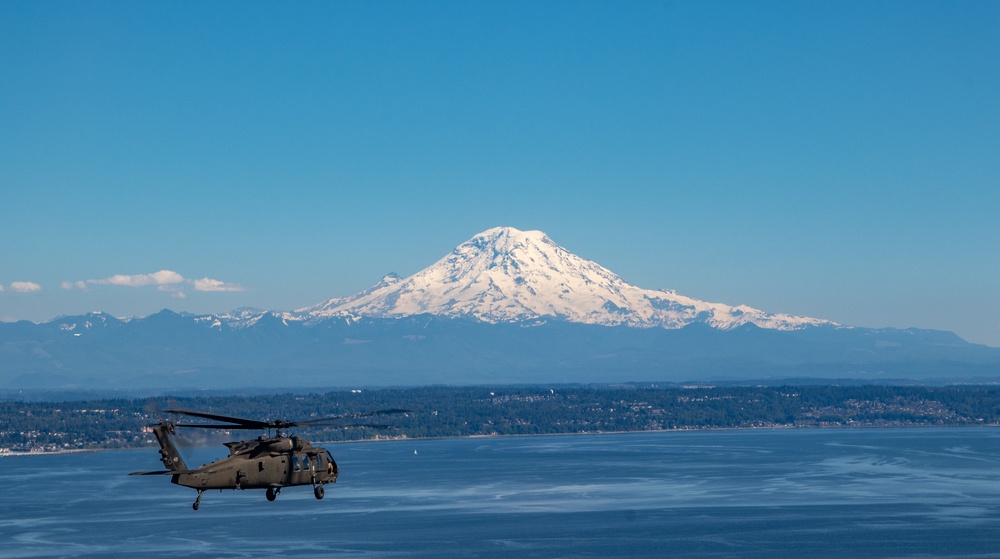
[
  {"left": 0, "top": 448, "right": 99, "bottom": 458},
  {"left": 7, "top": 384, "right": 1000, "bottom": 456},
  {"left": 6, "top": 422, "right": 999, "bottom": 457}
]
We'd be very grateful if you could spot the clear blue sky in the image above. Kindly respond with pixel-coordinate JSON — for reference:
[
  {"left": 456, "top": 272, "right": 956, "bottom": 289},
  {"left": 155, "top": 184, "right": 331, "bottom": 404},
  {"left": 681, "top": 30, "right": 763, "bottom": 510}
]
[{"left": 2, "top": 1, "right": 998, "bottom": 346}]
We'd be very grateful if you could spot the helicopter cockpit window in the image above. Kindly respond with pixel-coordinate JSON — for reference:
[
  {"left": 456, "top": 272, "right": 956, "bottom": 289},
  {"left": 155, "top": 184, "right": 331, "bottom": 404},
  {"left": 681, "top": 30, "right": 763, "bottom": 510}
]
[
  {"left": 292, "top": 456, "right": 301, "bottom": 472},
  {"left": 314, "top": 453, "right": 324, "bottom": 468},
  {"left": 302, "top": 456, "right": 311, "bottom": 471}
]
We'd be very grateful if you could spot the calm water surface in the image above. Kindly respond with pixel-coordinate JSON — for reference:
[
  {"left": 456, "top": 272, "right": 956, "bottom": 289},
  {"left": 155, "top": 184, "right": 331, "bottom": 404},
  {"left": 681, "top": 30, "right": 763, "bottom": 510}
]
[{"left": 3, "top": 428, "right": 1000, "bottom": 558}]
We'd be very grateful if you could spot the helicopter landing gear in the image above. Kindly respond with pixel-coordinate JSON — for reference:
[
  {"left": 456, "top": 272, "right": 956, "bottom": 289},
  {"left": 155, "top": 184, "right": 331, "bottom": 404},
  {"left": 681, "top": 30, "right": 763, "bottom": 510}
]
[
  {"left": 193, "top": 490, "right": 204, "bottom": 511},
  {"left": 313, "top": 484, "right": 325, "bottom": 500},
  {"left": 266, "top": 487, "right": 280, "bottom": 502}
]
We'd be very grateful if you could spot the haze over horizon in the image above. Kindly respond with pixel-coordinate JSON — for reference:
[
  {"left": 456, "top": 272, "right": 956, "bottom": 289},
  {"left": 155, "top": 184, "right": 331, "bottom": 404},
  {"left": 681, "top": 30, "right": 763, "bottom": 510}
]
[{"left": 2, "top": 2, "right": 998, "bottom": 347}]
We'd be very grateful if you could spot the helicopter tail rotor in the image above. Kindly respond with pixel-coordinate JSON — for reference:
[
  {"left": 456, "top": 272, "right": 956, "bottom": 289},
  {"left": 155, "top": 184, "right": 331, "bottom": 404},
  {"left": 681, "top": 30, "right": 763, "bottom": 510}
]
[{"left": 148, "top": 421, "right": 190, "bottom": 472}]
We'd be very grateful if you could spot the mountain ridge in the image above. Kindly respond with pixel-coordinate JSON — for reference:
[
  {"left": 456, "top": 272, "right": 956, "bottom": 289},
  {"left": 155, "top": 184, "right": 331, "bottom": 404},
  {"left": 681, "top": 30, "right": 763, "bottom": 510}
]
[{"left": 3, "top": 311, "right": 996, "bottom": 390}]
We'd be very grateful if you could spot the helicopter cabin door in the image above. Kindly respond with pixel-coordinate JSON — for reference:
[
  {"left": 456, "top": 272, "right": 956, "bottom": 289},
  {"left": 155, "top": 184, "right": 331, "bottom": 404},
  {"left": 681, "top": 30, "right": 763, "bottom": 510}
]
[{"left": 289, "top": 453, "right": 315, "bottom": 485}]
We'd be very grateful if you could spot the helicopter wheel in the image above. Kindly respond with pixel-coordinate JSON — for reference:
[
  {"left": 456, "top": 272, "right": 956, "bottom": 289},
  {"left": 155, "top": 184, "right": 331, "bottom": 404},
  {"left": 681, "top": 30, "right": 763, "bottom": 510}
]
[
  {"left": 193, "top": 490, "right": 204, "bottom": 511},
  {"left": 266, "top": 487, "right": 279, "bottom": 502},
  {"left": 314, "top": 484, "right": 325, "bottom": 500}
]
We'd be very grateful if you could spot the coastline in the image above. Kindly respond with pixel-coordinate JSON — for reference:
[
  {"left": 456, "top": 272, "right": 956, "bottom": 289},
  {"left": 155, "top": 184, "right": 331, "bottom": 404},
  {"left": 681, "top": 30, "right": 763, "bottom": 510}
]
[
  {"left": 6, "top": 422, "right": 1000, "bottom": 458},
  {"left": 6, "top": 384, "right": 1000, "bottom": 456}
]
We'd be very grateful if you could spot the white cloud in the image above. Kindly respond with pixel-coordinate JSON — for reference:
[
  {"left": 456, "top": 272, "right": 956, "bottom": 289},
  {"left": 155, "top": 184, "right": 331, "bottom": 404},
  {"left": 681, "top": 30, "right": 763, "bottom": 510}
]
[
  {"left": 0, "top": 284, "right": 4, "bottom": 292},
  {"left": 91, "top": 270, "right": 185, "bottom": 288},
  {"left": 192, "top": 277, "right": 245, "bottom": 292},
  {"left": 62, "top": 270, "right": 244, "bottom": 294},
  {"left": 10, "top": 281, "right": 42, "bottom": 293}
]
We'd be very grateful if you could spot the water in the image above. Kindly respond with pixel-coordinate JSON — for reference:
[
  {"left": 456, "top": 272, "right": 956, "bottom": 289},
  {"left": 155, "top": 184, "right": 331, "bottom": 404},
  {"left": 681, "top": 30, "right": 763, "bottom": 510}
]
[{"left": 3, "top": 428, "right": 1000, "bottom": 558}]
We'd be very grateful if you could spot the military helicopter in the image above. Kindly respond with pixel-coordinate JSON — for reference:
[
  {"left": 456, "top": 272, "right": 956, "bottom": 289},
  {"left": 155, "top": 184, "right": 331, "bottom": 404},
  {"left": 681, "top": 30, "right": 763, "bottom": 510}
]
[{"left": 130, "top": 407, "right": 409, "bottom": 510}]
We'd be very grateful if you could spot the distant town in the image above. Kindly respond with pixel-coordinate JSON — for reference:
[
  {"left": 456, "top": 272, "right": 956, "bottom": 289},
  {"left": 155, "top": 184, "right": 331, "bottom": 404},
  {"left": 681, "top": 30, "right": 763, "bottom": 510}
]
[{"left": 3, "top": 384, "right": 1000, "bottom": 455}]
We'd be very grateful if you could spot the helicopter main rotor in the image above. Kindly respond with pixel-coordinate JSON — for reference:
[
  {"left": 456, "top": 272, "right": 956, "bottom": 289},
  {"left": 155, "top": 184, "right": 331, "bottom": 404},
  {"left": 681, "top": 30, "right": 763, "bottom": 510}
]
[{"left": 163, "top": 408, "right": 410, "bottom": 434}]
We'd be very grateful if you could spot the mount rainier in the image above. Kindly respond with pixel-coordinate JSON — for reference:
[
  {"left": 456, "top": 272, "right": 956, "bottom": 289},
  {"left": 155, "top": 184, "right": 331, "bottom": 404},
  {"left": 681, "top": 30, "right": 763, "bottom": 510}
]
[
  {"left": 300, "top": 227, "right": 833, "bottom": 331},
  {"left": 2, "top": 227, "right": 998, "bottom": 389}
]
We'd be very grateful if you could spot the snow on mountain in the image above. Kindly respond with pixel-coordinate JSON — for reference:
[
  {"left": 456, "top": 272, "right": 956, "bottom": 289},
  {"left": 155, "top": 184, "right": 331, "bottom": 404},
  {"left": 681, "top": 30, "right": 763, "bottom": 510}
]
[
  {"left": 55, "top": 311, "right": 124, "bottom": 333},
  {"left": 193, "top": 307, "right": 304, "bottom": 329},
  {"left": 299, "top": 226, "right": 835, "bottom": 331},
  {"left": 304, "top": 273, "right": 403, "bottom": 316}
]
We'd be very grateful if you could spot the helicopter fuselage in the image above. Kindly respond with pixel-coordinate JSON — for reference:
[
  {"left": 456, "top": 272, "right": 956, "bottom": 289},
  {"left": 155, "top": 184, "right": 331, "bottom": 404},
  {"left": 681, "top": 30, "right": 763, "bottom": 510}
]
[{"left": 173, "top": 434, "right": 339, "bottom": 493}]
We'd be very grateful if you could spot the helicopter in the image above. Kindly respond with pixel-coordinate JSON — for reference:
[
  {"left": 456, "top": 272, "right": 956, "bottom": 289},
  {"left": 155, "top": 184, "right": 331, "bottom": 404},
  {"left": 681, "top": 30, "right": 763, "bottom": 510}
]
[{"left": 130, "top": 407, "right": 409, "bottom": 510}]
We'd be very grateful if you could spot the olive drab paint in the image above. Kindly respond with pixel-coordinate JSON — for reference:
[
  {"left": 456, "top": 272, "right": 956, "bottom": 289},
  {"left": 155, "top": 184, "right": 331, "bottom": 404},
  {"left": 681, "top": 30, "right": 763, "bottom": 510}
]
[{"left": 130, "top": 407, "right": 409, "bottom": 510}]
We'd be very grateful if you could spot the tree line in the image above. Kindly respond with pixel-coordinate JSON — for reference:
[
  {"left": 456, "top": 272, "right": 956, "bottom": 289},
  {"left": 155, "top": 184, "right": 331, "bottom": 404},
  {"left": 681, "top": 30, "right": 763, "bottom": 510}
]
[{"left": 3, "top": 384, "right": 1000, "bottom": 452}]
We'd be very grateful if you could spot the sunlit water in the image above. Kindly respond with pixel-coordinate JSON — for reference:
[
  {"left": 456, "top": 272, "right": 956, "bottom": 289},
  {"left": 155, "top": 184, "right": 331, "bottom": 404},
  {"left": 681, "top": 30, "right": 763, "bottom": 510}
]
[{"left": 3, "top": 428, "right": 1000, "bottom": 557}]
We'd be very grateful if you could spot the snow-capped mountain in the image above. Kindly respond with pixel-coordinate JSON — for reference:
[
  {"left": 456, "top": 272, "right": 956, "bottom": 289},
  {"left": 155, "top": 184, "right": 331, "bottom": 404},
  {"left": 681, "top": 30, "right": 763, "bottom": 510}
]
[
  {"left": 300, "top": 226, "right": 835, "bottom": 331},
  {"left": 7, "top": 226, "right": 999, "bottom": 390}
]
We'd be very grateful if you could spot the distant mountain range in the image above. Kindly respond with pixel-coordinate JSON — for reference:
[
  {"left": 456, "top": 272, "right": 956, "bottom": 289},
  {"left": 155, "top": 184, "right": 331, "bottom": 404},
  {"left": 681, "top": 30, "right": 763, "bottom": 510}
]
[{"left": 2, "top": 227, "right": 998, "bottom": 389}]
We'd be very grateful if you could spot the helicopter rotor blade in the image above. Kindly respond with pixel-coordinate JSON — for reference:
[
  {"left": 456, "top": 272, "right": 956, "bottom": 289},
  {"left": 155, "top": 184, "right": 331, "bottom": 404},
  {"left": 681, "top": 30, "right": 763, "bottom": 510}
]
[
  {"left": 163, "top": 407, "right": 411, "bottom": 431},
  {"left": 173, "top": 423, "right": 267, "bottom": 430},
  {"left": 164, "top": 409, "right": 269, "bottom": 430}
]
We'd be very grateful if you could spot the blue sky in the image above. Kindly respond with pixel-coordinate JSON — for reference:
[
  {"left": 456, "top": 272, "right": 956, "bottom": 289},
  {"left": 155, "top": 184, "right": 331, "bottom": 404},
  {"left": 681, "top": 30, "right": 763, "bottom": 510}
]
[{"left": 2, "top": 1, "right": 998, "bottom": 346}]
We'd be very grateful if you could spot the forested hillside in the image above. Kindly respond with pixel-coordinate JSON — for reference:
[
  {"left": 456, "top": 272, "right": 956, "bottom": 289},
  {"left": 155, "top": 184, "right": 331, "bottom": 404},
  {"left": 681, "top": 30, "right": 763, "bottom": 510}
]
[{"left": 3, "top": 384, "right": 1000, "bottom": 453}]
